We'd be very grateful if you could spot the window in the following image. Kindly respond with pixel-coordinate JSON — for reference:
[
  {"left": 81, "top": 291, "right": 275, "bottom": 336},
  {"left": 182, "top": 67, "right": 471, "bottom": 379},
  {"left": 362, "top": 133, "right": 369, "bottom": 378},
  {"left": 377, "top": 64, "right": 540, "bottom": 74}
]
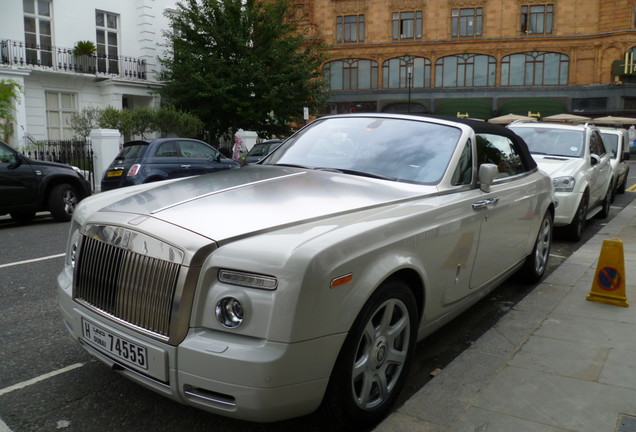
[
  {"left": 336, "top": 15, "right": 365, "bottom": 43},
  {"left": 435, "top": 54, "right": 496, "bottom": 87},
  {"left": 589, "top": 131, "right": 606, "bottom": 157},
  {"left": 451, "top": 141, "right": 473, "bottom": 185},
  {"left": 451, "top": 8, "right": 482, "bottom": 37},
  {"left": 23, "top": 0, "right": 52, "bottom": 66},
  {"left": 382, "top": 56, "right": 431, "bottom": 88},
  {"left": 392, "top": 11, "right": 422, "bottom": 40},
  {"left": 501, "top": 51, "right": 569, "bottom": 86},
  {"left": 476, "top": 134, "right": 527, "bottom": 178},
  {"left": 324, "top": 59, "right": 378, "bottom": 90},
  {"left": 521, "top": 4, "right": 553, "bottom": 34},
  {"left": 46, "top": 92, "right": 76, "bottom": 140},
  {"left": 96, "top": 10, "right": 119, "bottom": 74}
]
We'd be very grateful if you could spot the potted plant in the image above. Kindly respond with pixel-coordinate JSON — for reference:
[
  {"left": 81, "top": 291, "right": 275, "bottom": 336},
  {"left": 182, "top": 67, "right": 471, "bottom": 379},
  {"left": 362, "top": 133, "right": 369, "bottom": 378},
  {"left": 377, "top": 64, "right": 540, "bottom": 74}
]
[{"left": 72, "top": 40, "right": 97, "bottom": 73}]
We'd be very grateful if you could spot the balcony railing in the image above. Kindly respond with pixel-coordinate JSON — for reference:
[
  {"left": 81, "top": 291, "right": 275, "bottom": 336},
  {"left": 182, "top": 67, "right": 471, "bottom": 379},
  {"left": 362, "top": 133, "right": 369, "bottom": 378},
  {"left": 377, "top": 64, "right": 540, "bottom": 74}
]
[{"left": 1, "top": 39, "right": 146, "bottom": 80}]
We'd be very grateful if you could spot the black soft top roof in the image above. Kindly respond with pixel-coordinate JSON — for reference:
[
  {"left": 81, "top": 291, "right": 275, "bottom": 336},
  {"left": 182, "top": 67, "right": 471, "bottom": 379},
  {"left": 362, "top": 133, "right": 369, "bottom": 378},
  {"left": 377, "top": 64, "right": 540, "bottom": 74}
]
[{"left": 414, "top": 114, "right": 538, "bottom": 171}]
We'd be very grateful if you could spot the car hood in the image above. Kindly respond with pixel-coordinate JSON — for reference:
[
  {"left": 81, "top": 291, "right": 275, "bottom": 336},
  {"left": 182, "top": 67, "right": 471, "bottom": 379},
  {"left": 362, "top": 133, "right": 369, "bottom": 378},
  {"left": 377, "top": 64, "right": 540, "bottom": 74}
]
[
  {"left": 531, "top": 155, "right": 583, "bottom": 178},
  {"left": 90, "top": 165, "right": 433, "bottom": 242}
]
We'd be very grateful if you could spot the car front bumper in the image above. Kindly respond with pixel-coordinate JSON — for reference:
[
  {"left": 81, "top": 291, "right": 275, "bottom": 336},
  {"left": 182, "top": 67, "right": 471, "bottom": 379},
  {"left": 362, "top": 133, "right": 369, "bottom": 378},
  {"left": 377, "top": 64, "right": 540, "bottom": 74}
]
[
  {"left": 57, "top": 270, "right": 345, "bottom": 423},
  {"left": 553, "top": 191, "right": 583, "bottom": 226}
]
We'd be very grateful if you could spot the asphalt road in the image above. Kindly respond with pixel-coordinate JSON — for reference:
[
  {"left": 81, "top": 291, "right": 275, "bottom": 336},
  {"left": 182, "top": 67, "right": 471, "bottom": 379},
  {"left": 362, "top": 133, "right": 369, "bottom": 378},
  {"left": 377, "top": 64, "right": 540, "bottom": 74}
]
[{"left": 1, "top": 164, "right": 635, "bottom": 432}]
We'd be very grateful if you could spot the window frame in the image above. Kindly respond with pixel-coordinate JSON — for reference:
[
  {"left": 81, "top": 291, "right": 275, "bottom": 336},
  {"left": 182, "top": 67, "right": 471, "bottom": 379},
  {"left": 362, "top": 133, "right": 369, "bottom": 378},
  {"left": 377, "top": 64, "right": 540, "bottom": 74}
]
[
  {"left": 23, "top": 0, "right": 53, "bottom": 66},
  {"left": 451, "top": 7, "right": 483, "bottom": 37},
  {"left": 392, "top": 10, "right": 423, "bottom": 40},
  {"left": 95, "top": 10, "right": 120, "bottom": 74},
  {"left": 521, "top": 4, "right": 554, "bottom": 35},
  {"left": 336, "top": 14, "right": 365, "bottom": 43},
  {"left": 45, "top": 91, "right": 77, "bottom": 140}
]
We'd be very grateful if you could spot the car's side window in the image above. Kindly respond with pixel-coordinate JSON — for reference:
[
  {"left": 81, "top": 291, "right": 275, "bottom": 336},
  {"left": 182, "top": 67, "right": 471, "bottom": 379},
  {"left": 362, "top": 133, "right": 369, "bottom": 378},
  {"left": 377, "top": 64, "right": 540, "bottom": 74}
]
[
  {"left": 451, "top": 140, "right": 472, "bottom": 185},
  {"left": 589, "top": 131, "right": 606, "bottom": 156},
  {"left": 476, "top": 133, "right": 526, "bottom": 179},
  {"left": 179, "top": 141, "right": 218, "bottom": 159},
  {"left": 0, "top": 146, "right": 17, "bottom": 164},
  {"left": 155, "top": 142, "right": 179, "bottom": 157}
]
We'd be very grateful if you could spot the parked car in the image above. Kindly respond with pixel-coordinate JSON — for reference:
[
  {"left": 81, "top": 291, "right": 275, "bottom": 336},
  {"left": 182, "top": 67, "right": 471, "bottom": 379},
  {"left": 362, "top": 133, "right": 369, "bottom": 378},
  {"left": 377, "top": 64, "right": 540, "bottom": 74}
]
[
  {"left": 59, "top": 114, "right": 555, "bottom": 429},
  {"left": 598, "top": 126, "right": 631, "bottom": 195},
  {"left": 101, "top": 138, "right": 240, "bottom": 191},
  {"left": 0, "top": 140, "right": 91, "bottom": 223},
  {"left": 243, "top": 139, "right": 283, "bottom": 164},
  {"left": 508, "top": 122, "right": 613, "bottom": 241}
]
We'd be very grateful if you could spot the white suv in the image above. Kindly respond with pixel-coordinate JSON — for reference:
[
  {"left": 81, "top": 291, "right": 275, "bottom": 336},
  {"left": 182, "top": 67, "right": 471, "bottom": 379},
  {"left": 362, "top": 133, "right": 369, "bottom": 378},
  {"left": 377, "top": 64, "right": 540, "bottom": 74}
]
[
  {"left": 509, "top": 122, "right": 613, "bottom": 241},
  {"left": 598, "top": 126, "right": 631, "bottom": 196}
]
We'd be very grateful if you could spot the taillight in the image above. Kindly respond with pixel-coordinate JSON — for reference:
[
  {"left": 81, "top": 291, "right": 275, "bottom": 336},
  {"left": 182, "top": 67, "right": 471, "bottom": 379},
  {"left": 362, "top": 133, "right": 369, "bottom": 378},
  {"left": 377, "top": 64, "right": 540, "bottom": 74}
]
[{"left": 127, "top": 164, "right": 141, "bottom": 176}]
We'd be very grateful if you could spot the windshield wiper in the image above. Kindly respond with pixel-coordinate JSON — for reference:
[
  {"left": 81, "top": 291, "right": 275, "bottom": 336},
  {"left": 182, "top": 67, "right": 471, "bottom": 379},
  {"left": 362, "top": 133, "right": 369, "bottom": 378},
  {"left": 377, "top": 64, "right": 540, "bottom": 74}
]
[{"left": 314, "top": 167, "right": 397, "bottom": 181}]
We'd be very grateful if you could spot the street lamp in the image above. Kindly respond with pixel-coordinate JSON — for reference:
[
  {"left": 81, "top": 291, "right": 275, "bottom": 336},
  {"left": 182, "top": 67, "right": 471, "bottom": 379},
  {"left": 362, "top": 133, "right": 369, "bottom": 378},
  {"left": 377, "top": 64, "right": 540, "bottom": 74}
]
[{"left": 407, "top": 64, "right": 412, "bottom": 113}]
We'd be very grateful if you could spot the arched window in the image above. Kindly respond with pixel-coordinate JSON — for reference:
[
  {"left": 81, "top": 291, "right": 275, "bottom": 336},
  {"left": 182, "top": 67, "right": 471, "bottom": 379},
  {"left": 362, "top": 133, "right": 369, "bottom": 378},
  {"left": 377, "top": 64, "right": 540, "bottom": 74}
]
[
  {"left": 324, "top": 59, "right": 378, "bottom": 90},
  {"left": 501, "top": 51, "right": 569, "bottom": 86},
  {"left": 434, "top": 54, "right": 495, "bottom": 87},
  {"left": 382, "top": 56, "right": 431, "bottom": 88}
]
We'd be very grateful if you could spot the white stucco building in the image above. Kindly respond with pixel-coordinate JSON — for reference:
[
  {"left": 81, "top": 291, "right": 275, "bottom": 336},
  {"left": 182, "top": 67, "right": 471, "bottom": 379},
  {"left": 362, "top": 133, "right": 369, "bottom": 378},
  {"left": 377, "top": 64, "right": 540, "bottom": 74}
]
[{"left": 1, "top": 0, "right": 178, "bottom": 148}]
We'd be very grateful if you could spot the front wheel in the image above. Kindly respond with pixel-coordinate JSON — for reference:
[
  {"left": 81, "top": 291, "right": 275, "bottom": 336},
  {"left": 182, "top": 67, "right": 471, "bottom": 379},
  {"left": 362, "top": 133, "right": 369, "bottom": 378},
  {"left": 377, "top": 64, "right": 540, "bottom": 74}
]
[
  {"left": 563, "top": 192, "right": 588, "bottom": 242},
  {"left": 48, "top": 183, "right": 79, "bottom": 222},
  {"left": 520, "top": 211, "right": 553, "bottom": 283},
  {"left": 322, "top": 279, "right": 418, "bottom": 430}
]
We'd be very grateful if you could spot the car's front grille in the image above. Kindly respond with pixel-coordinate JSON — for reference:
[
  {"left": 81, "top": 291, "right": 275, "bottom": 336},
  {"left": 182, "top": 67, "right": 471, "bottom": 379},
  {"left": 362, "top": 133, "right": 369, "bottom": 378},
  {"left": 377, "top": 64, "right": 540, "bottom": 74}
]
[{"left": 74, "top": 234, "right": 181, "bottom": 338}]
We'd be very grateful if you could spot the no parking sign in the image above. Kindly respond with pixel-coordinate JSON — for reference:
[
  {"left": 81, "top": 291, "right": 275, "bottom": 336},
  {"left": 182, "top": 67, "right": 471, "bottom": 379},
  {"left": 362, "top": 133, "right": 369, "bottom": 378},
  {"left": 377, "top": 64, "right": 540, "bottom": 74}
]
[{"left": 587, "top": 239, "right": 628, "bottom": 307}]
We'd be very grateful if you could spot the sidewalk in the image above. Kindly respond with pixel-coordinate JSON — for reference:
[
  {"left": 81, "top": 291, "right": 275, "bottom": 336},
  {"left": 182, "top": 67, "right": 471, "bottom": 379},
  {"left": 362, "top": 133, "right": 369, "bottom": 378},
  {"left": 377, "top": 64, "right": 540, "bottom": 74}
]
[{"left": 377, "top": 197, "right": 636, "bottom": 432}]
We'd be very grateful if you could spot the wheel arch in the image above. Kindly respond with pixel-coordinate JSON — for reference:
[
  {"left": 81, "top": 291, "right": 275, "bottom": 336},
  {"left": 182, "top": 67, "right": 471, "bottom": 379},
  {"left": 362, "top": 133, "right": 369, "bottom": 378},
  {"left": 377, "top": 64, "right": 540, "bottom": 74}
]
[{"left": 40, "top": 175, "right": 86, "bottom": 209}]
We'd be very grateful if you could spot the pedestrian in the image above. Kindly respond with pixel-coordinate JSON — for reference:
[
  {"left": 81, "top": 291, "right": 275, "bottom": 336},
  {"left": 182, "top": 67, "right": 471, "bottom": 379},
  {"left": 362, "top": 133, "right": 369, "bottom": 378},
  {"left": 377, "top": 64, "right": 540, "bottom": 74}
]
[{"left": 232, "top": 134, "right": 245, "bottom": 162}]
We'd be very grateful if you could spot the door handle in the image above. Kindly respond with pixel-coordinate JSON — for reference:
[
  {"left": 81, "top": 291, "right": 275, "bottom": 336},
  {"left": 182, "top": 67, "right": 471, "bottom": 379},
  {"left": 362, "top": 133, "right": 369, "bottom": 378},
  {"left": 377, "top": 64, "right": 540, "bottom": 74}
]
[
  {"left": 181, "top": 165, "right": 191, "bottom": 168},
  {"left": 472, "top": 197, "right": 499, "bottom": 210}
]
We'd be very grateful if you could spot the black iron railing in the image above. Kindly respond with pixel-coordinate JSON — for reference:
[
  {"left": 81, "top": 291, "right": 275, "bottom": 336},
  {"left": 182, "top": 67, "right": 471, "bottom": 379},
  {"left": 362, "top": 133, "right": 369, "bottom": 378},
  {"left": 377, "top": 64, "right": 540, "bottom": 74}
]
[
  {"left": 1, "top": 39, "right": 146, "bottom": 80},
  {"left": 25, "top": 139, "right": 95, "bottom": 191}
]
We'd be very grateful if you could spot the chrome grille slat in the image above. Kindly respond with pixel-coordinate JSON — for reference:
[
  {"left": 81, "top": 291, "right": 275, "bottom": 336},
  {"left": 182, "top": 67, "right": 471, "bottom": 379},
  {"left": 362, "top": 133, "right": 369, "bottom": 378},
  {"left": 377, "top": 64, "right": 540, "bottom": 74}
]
[{"left": 74, "top": 234, "right": 181, "bottom": 338}]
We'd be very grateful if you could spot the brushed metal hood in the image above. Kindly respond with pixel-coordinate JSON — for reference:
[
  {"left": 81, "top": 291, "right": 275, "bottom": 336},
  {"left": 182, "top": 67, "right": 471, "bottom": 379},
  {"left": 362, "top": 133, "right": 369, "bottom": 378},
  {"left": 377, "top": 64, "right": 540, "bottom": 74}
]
[{"left": 98, "top": 165, "right": 431, "bottom": 241}]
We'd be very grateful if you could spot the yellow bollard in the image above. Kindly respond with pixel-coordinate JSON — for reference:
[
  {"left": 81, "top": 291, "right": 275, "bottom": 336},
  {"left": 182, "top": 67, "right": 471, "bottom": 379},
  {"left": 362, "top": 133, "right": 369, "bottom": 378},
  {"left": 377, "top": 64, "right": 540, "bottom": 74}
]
[{"left": 586, "top": 238, "right": 629, "bottom": 307}]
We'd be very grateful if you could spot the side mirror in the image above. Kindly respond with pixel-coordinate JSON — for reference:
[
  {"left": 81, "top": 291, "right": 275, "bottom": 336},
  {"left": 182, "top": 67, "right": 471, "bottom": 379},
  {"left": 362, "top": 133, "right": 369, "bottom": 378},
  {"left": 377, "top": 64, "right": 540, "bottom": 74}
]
[
  {"left": 590, "top": 154, "right": 600, "bottom": 166},
  {"left": 479, "top": 163, "right": 498, "bottom": 193}
]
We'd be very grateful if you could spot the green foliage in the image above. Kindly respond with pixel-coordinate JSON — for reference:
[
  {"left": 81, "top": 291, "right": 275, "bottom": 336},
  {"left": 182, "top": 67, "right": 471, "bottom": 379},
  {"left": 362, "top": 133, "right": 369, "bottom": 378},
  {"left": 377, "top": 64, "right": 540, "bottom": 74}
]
[
  {"left": 73, "top": 41, "right": 97, "bottom": 56},
  {"left": 70, "top": 106, "right": 102, "bottom": 139},
  {"left": 159, "top": 0, "right": 326, "bottom": 139},
  {"left": 68, "top": 105, "right": 204, "bottom": 139},
  {"left": 0, "top": 79, "right": 24, "bottom": 140}
]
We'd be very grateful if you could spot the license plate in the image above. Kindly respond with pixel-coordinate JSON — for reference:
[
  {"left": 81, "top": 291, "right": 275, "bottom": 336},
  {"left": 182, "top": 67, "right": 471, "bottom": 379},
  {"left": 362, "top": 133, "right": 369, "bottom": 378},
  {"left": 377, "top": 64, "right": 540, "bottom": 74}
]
[
  {"left": 107, "top": 170, "right": 123, "bottom": 177},
  {"left": 81, "top": 318, "right": 148, "bottom": 369}
]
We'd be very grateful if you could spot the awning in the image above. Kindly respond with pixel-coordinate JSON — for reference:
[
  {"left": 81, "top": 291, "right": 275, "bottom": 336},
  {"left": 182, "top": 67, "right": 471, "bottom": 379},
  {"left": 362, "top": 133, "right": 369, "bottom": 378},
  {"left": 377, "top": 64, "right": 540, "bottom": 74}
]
[
  {"left": 434, "top": 98, "right": 493, "bottom": 120},
  {"left": 497, "top": 98, "right": 567, "bottom": 118},
  {"left": 543, "top": 113, "right": 591, "bottom": 123},
  {"left": 592, "top": 116, "right": 636, "bottom": 125},
  {"left": 488, "top": 114, "right": 537, "bottom": 125}
]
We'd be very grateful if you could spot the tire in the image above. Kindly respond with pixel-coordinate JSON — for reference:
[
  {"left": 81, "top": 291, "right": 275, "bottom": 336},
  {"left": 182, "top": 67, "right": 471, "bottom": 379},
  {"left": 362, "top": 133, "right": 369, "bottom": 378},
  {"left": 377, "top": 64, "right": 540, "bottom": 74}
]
[
  {"left": 596, "top": 180, "right": 613, "bottom": 219},
  {"left": 563, "top": 192, "right": 588, "bottom": 242},
  {"left": 520, "top": 211, "right": 553, "bottom": 283},
  {"left": 322, "top": 279, "right": 418, "bottom": 430},
  {"left": 10, "top": 211, "right": 36, "bottom": 223},
  {"left": 617, "top": 169, "right": 628, "bottom": 194},
  {"left": 48, "top": 183, "right": 79, "bottom": 222}
]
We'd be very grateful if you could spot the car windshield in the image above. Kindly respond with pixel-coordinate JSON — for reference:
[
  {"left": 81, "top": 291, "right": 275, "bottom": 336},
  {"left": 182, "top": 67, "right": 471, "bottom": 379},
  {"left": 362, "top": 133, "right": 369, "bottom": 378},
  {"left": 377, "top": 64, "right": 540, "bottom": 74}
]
[
  {"left": 264, "top": 117, "right": 461, "bottom": 184},
  {"left": 117, "top": 143, "right": 148, "bottom": 160},
  {"left": 510, "top": 127, "right": 584, "bottom": 158},
  {"left": 249, "top": 142, "right": 280, "bottom": 157},
  {"left": 600, "top": 133, "right": 618, "bottom": 158}
]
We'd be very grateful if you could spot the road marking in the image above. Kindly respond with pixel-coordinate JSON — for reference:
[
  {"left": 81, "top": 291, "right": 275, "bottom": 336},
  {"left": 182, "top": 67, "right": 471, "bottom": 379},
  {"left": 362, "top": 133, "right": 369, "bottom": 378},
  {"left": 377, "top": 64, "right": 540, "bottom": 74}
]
[
  {"left": 0, "top": 253, "right": 65, "bottom": 269},
  {"left": 627, "top": 183, "right": 636, "bottom": 192},
  {"left": 0, "top": 363, "right": 83, "bottom": 397},
  {"left": 0, "top": 418, "right": 12, "bottom": 432}
]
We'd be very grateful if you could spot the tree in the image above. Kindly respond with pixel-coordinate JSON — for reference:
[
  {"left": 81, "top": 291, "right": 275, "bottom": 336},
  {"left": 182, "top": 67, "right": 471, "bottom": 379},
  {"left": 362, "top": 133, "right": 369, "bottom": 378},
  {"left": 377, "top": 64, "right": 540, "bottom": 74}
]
[
  {"left": 70, "top": 106, "right": 101, "bottom": 139},
  {"left": 159, "top": 0, "right": 326, "bottom": 139},
  {"left": 0, "top": 79, "right": 23, "bottom": 142}
]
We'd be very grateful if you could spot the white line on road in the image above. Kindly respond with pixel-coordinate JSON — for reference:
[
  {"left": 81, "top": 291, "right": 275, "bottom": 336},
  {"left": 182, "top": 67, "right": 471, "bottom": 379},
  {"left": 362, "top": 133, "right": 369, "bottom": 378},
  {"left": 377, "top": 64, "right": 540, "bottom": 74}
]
[
  {"left": 0, "top": 253, "right": 65, "bottom": 269},
  {"left": 0, "top": 363, "right": 83, "bottom": 397},
  {"left": 0, "top": 418, "right": 12, "bottom": 432}
]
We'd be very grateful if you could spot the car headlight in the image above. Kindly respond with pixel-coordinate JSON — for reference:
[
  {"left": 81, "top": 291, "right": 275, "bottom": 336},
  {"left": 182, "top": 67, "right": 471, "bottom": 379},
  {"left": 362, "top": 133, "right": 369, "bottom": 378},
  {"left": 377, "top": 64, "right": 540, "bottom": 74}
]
[
  {"left": 218, "top": 269, "right": 277, "bottom": 290},
  {"left": 553, "top": 176, "right": 576, "bottom": 192},
  {"left": 215, "top": 297, "right": 245, "bottom": 328}
]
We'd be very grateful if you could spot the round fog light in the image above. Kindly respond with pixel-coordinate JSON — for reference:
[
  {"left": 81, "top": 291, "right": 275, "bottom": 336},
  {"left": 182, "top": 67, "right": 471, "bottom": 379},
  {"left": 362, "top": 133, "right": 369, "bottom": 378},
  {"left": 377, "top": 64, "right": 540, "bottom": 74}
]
[{"left": 215, "top": 297, "right": 245, "bottom": 328}]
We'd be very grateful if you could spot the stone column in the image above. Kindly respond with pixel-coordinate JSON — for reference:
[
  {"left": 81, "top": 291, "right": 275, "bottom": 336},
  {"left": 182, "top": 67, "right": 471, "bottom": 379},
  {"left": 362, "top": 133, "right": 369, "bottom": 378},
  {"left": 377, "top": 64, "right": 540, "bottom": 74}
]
[{"left": 90, "top": 129, "right": 121, "bottom": 192}]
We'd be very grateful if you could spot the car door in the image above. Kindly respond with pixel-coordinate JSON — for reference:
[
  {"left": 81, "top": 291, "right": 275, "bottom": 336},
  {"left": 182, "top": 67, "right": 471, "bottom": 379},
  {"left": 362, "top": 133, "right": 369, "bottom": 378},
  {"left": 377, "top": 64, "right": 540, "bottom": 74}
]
[
  {"left": 147, "top": 140, "right": 186, "bottom": 180},
  {"left": 0, "top": 143, "right": 38, "bottom": 210},
  {"left": 469, "top": 134, "right": 534, "bottom": 289},
  {"left": 177, "top": 140, "right": 228, "bottom": 175},
  {"left": 588, "top": 130, "right": 611, "bottom": 205}
]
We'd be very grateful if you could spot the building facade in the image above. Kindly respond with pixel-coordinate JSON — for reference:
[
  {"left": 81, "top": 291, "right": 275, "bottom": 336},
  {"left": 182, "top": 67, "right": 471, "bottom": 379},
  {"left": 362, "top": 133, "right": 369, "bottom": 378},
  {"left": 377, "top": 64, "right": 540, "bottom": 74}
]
[
  {"left": 298, "top": 0, "right": 636, "bottom": 118},
  {"left": 1, "top": 0, "right": 178, "bottom": 147}
]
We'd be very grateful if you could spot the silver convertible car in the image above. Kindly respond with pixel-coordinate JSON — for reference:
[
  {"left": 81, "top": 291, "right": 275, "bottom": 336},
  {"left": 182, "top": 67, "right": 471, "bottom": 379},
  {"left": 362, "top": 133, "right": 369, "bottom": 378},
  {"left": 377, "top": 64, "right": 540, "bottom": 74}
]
[{"left": 58, "top": 114, "right": 555, "bottom": 429}]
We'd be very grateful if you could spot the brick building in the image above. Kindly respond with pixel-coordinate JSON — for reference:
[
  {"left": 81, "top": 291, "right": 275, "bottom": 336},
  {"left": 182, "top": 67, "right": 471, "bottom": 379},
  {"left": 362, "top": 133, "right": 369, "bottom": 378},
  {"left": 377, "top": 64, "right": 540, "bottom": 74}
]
[{"left": 297, "top": 0, "right": 636, "bottom": 118}]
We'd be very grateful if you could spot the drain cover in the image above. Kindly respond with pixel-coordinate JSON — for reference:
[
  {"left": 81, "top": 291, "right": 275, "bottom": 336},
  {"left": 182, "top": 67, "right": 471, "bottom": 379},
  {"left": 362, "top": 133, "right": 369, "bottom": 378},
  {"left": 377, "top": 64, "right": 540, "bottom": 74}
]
[{"left": 618, "top": 414, "right": 636, "bottom": 432}]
